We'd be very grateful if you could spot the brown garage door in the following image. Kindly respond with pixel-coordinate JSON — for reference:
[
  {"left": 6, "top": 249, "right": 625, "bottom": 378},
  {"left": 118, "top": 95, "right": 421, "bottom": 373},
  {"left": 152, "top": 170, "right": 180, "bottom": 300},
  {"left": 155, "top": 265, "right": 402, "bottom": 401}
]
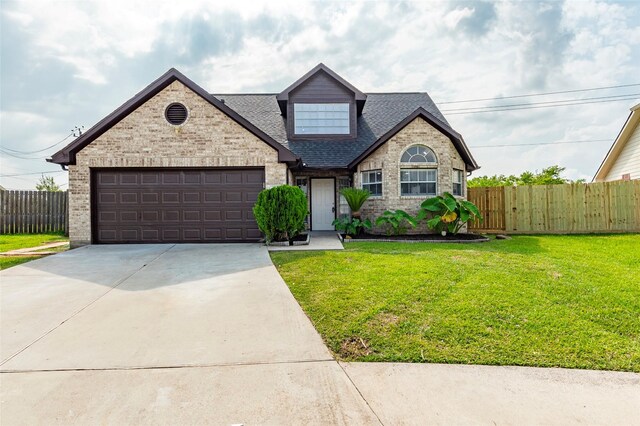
[{"left": 93, "top": 168, "right": 264, "bottom": 243}]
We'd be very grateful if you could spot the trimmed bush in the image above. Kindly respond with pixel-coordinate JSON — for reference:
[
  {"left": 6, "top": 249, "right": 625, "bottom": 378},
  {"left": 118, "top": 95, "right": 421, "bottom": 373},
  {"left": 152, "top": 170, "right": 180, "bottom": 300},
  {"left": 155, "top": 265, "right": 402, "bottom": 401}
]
[{"left": 253, "top": 185, "right": 308, "bottom": 244}]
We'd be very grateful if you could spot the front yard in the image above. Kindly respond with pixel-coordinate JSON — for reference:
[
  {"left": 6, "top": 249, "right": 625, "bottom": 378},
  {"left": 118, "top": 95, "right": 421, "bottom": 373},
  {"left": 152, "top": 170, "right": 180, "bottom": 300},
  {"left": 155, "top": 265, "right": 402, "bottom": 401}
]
[
  {"left": 0, "top": 233, "right": 69, "bottom": 270},
  {"left": 271, "top": 235, "right": 640, "bottom": 372}
]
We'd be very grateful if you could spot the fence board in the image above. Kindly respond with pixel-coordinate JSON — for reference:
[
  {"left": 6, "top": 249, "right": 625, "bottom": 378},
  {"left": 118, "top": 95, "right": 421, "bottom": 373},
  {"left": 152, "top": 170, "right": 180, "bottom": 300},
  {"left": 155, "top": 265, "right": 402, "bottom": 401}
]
[
  {"left": 468, "top": 180, "right": 639, "bottom": 234},
  {"left": 0, "top": 190, "right": 68, "bottom": 234}
]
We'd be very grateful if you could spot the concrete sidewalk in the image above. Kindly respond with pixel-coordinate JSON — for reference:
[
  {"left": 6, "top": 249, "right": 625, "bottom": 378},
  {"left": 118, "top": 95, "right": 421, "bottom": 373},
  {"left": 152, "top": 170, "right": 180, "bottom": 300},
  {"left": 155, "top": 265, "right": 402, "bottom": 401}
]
[
  {"left": 342, "top": 362, "right": 640, "bottom": 425},
  {"left": 267, "top": 231, "right": 344, "bottom": 251}
]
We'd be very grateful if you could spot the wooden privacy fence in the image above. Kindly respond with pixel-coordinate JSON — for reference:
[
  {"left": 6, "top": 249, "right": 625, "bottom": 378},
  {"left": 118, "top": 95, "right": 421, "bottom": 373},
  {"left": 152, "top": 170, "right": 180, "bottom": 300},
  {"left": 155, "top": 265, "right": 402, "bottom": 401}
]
[
  {"left": 467, "top": 180, "right": 640, "bottom": 234},
  {"left": 0, "top": 190, "right": 68, "bottom": 234}
]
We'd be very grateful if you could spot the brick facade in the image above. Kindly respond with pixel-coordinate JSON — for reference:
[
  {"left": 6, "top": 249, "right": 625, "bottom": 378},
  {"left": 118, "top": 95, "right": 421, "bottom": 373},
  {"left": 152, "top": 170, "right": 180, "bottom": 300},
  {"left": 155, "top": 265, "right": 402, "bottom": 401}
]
[
  {"left": 353, "top": 117, "right": 467, "bottom": 234},
  {"left": 69, "top": 81, "right": 287, "bottom": 246}
]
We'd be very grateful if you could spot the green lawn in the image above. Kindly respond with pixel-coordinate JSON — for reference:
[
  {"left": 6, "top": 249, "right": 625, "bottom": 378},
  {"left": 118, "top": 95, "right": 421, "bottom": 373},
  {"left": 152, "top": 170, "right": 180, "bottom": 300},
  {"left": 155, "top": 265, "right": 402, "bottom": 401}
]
[
  {"left": 0, "top": 233, "right": 68, "bottom": 270},
  {"left": 271, "top": 235, "right": 640, "bottom": 372}
]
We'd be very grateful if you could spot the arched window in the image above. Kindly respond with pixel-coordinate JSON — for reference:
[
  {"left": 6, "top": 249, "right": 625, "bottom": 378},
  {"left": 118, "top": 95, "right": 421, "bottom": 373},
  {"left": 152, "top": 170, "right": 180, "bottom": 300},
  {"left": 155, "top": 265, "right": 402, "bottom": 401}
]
[
  {"left": 400, "top": 145, "right": 437, "bottom": 164},
  {"left": 400, "top": 145, "right": 437, "bottom": 196}
]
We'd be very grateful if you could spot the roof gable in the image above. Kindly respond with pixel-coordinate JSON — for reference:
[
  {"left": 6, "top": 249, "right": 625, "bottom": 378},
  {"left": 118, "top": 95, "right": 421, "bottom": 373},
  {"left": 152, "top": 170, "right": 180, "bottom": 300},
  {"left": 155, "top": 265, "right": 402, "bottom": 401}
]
[
  {"left": 593, "top": 103, "right": 640, "bottom": 181},
  {"left": 348, "top": 107, "right": 479, "bottom": 171},
  {"left": 48, "top": 68, "right": 297, "bottom": 166},
  {"left": 276, "top": 63, "right": 367, "bottom": 115}
]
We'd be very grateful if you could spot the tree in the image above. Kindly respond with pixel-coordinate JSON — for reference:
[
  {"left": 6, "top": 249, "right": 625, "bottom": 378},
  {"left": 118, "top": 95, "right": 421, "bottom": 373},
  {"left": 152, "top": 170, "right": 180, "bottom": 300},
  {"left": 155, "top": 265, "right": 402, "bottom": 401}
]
[
  {"left": 468, "top": 165, "right": 584, "bottom": 187},
  {"left": 35, "top": 175, "right": 62, "bottom": 192}
]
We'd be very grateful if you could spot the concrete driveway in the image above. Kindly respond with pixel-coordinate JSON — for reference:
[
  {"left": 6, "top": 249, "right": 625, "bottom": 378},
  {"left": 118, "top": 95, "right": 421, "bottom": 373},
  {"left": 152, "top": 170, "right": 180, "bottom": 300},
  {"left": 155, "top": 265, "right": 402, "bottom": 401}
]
[
  {"left": 2, "top": 244, "right": 639, "bottom": 425},
  {"left": 1, "top": 244, "right": 378, "bottom": 424}
]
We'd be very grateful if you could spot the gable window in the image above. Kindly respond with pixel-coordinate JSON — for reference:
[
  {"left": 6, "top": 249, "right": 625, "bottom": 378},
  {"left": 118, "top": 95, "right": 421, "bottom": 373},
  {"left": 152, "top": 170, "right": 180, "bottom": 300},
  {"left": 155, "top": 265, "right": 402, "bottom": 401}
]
[
  {"left": 401, "top": 169, "right": 437, "bottom": 196},
  {"left": 401, "top": 145, "right": 437, "bottom": 164},
  {"left": 453, "top": 169, "right": 464, "bottom": 196},
  {"left": 361, "top": 170, "right": 382, "bottom": 197},
  {"left": 294, "top": 103, "right": 349, "bottom": 135}
]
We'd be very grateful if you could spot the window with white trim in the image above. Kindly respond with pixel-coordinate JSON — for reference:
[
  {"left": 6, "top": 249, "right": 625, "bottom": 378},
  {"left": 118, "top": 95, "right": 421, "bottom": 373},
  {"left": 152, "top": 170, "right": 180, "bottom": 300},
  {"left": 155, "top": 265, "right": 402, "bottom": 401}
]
[
  {"left": 361, "top": 170, "right": 382, "bottom": 197},
  {"left": 294, "top": 103, "right": 350, "bottom": 135},
  {"left": 400, "top": 145, "right": 437, "bottom": 163},
  {"left": 453, "top": 169, "right": 463, "bottom": 196},
  {"left": 400, "top": 169, "right": 437, "bottom": 196}
]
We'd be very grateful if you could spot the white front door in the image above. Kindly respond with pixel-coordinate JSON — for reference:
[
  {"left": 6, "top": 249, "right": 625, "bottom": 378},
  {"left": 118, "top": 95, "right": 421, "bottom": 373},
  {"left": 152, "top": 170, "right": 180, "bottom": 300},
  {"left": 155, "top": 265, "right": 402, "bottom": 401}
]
[{"left": 311, "top": 179, "right": 335, "bottom": 230}]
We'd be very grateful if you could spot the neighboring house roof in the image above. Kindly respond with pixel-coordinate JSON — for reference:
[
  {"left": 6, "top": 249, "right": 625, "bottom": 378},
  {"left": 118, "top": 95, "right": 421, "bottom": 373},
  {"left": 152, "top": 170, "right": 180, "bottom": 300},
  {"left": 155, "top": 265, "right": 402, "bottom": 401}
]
[
  {"left": 593, "top": 103, "right": 640, "bottom": 181},
  {"left": 48, "top": 68, "right": 298, "bottom": 166},
  {"left": 217, "top": 92, "right": 479, "bottom": 170}
]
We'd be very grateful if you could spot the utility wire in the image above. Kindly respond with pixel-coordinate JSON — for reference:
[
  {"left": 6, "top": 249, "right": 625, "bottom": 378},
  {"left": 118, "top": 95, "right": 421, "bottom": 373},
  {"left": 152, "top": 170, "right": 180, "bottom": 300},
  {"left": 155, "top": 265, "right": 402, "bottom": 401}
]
[
  {"left": 441, "top": 93, "right": 640, "bottom": 112},
  {"left": 444, "top": 96, "right": 639, "bottom": 115},
  {"left": 1, "top": 132, "right": 73, "bottom": 155},
  {"left": 439, "top": 83, "right": 640, "bottom": 104},
  {"left": 0, "top": 170, "right": 66, "bottom": 178},
  {"left": 470, "top": 139, "right": 611, "bottom": 148},
  {"left": 0, "top": 149, "right": 52, "bottom": 160}
]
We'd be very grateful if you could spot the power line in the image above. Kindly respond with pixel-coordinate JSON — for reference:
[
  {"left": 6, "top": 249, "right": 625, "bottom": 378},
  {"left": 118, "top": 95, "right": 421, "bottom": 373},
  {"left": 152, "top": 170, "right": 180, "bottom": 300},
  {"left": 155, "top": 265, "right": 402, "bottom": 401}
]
[
  {"left": 439, "top": 83, "right": 640, "bottom": 104},
  {"left": 0, "top": 170, "right": 66, "bottom": 178},
  {"left": 444, "top": 96, "right": 639, "bottom": 115},
  {"left": 1, "top": 132, "right": 73, "bottom": 155},
  {"left": 470, "top": 139, "right": 611, "bottom": 148},
  {"left": 441, "top": 93, "right": 640, "bottom": 113},
  {"left": 0, "top": 149, "right": 52, "bottom": 160}
]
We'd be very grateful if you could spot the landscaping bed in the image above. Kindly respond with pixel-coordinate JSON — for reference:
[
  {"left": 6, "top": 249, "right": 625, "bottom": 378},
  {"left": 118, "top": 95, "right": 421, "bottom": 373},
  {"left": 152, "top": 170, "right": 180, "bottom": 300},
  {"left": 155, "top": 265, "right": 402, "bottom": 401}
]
[
  {"left": 266, "top": 233, "right": 310, "bottom": 246},
  {"left": 271, "top": 235, "right": 640, "bottom": 372},
  {"left": 339, "top": 233, "right": 489, "bottom": 243}
]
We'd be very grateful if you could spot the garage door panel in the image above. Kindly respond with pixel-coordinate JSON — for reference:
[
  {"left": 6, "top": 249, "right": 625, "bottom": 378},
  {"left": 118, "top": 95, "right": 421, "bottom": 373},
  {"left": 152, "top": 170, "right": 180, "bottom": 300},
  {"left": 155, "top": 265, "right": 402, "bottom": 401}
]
[
  {"left": 141, "top": 193, "right": 159, "bottom": 203},
  {"left": 99, "top": 193, "right": 117, "bottom": 204},
  {"left": 94, "top": 169, "right": 264, "bottom": 243},
  {"left": 120, "top": 173, "right": 139, "bottom": 185},
  {"left": 162, "top": 192, "right": 180, "bottom": 203},
  {"left": 162, "top": 173, "right": 181, "bottom": 184},
  {"left": 183, "top": 211, "right": 201, "bottom": 222},
  {"left": 141, "top": 173, "right": 159, "bottom": 184}
]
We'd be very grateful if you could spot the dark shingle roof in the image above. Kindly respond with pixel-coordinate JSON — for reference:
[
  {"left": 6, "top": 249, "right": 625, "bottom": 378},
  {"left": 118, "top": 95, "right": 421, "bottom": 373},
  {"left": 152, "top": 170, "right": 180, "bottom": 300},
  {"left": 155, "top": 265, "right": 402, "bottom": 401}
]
[{"left": 215, "top": 92, "right": 453, "bottom": 168}]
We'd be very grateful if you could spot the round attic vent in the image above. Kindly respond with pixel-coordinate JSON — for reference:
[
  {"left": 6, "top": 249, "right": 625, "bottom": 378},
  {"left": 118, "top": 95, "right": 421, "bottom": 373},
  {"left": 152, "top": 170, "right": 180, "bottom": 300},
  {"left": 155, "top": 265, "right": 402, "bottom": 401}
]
[{"left": 165, "top": 103, "right": 188, "bottom": 125}]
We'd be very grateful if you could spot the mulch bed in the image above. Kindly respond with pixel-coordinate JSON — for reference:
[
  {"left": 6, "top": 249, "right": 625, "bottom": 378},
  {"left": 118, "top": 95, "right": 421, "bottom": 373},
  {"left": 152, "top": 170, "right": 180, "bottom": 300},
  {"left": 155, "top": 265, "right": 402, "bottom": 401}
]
[
  {"left": 268, "top": 233, "right": 311, "bottom": 246},
  {"left": 340, "top": 233, "right": 490, "bottom": 243}
]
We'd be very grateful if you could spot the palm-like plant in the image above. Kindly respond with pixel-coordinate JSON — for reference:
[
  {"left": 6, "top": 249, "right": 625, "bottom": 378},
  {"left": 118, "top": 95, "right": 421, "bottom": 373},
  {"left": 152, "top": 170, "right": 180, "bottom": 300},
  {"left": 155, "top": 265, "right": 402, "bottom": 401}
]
[{"left": 340, "top": 187, "right": 371, "bottom": 218}]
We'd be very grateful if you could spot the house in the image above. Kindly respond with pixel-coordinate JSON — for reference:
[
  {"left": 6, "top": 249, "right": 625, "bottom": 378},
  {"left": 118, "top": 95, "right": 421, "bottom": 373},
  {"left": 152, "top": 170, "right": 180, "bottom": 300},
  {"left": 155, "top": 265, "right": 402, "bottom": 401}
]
[
  {"left": 49, "top": 64, "right": 478, "bottom": 246},
  {"left": 594, "top": 103, "right": 640, "bottom": 182}
]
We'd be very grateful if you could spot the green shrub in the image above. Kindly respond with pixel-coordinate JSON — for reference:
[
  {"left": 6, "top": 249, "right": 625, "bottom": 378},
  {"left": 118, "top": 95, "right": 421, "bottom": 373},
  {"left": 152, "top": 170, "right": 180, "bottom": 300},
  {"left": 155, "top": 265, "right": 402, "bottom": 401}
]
[
  {"left": 375, "top": 210, "right": 417, "bottom": 236},
  {"left": 340, "top": 188, "right": 371, "bottom": 218},
  {"left": 253, "top": 185, "right": 308, "bottom": 243},
  {"left": 332, "top": 217, "right": 372, "bottom": 237},
  {"left": 417, "top": 192, "right": 482, "bottom": 235}
]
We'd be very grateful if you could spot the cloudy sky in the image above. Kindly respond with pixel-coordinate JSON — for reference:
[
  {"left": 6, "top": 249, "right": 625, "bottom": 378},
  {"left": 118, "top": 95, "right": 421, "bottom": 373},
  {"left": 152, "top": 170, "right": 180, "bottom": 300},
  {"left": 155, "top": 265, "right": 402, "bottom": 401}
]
[{"left": 1, "top": 0, "right": 639, "bottom": 189}]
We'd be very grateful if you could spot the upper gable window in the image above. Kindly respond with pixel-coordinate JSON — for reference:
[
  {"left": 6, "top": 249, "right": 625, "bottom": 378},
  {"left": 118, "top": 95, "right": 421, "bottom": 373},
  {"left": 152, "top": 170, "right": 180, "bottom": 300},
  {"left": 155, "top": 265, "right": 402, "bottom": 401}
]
[
  {"left": 294, "top": 103, "right": 350, "bottom": 135},
  {"left": 401, "top": 145, "right": 437, "bottom": 163}
]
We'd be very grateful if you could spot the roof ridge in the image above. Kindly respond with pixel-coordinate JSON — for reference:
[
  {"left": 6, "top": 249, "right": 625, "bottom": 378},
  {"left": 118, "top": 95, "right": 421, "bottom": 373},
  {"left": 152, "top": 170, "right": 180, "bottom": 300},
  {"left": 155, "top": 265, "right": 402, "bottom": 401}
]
[{"left": 214, "top": 92, "right": 435, "bottom": 96}]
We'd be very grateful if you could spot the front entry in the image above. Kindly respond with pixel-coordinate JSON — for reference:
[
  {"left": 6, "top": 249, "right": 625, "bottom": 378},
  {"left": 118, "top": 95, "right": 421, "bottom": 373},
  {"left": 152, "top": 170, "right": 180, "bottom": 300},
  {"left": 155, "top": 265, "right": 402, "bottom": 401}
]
[{"left": 311, "top": 178, "right": 335, "bottom": 230}]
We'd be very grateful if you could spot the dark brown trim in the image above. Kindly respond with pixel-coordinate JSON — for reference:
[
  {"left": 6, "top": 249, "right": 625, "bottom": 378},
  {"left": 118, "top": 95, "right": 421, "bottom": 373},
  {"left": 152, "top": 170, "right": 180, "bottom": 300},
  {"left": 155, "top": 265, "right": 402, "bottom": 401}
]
[
  {"left": 48, "top": 68, "right": 298, "bottom": 166},
  {"left": 347, "top": 107, "right": 480, "bottom": 172},
  {"left": 276, "top": 64, "right": 367, "bottom": 116}
]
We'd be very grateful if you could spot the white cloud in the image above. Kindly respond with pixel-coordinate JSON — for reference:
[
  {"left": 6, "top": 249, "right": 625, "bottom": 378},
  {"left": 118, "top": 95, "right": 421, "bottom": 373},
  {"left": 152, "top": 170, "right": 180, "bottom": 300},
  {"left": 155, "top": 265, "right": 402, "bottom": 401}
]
[{"left": 1, "top": 0, "right": 639, "bottom": 189}]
